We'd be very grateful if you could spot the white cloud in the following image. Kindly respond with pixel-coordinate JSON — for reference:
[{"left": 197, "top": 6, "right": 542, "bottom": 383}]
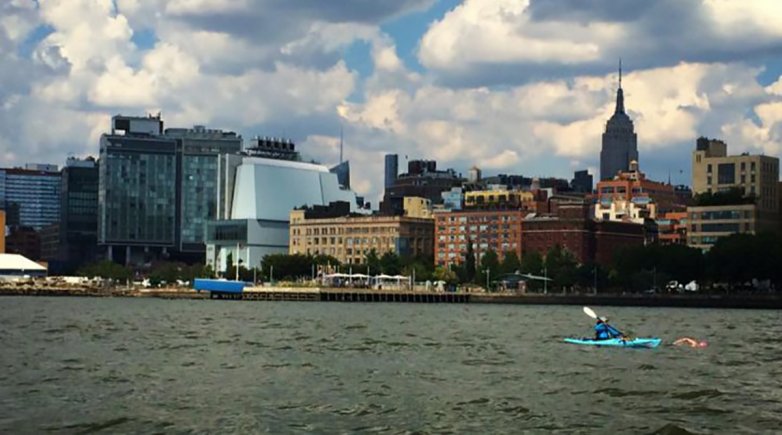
[
  {"left": 1, "top": 0, "right": 781, "bottom": 208},
  {"left": 419, "top": 0, "right": 782, "bottom": 86}
]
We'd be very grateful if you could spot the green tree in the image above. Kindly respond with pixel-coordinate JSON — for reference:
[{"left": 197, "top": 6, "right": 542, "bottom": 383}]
[
  {"left": 148, "top": 262, "right": 182, "bottom": 286},
  {"left": 379, "top": 251, "right": 401, "bottom": 275},
  {"left": 478, "top": 249, "right": 500, "bottom": 289},
  {"left": 706, "top": 233, "right": 781, "bottom": 291},
  {"left": 464, "top": 239, "right": 476, "bottom": 282},
  {"left": 78, "top": 261, "right": 132, "bottom": 282},
  {"left": 520, "top": 251, "right": 543, "bottom": 275},
  {"left": 434, "top": 266, "right": 458, "bottom": 284},
  {"left": 545, "top": 245, "right": 578, "bottom": 291},
  {"left": 500, "top": 251, "right": 521, "bottom": 275},
  {"left": 365, "top": 249, "right": 381, "bottom": 274}
]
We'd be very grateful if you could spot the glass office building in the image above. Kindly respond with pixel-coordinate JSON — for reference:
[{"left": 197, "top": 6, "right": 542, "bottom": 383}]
[
  {"left": 58, "top": 157, "right": 99, "bottom": 269},
  {"left": 99, "top": 135, "right": 178, "bottom": 246},
  {"left": 99, "top": 116, "right": 241, "bottom": 264},
  {"left": 0, "top": 166, "right": 61, "bottom": 229},
  {"left": 167, "top": 125, "right": 242, "bottom": 252}
]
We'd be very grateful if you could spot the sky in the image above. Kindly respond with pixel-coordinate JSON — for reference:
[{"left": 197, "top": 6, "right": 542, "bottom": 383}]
[{"left": 2, "top": 0, "right": 782, "bottom": 205}]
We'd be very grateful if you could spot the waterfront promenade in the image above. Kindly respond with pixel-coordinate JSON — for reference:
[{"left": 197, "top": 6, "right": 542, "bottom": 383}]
[{"left": 1, "top": 282, "right": 781, "bottom": 308}]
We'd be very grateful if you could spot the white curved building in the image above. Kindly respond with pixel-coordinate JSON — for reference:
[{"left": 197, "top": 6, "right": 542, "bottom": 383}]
[{"left": 206, "top": 155, "right": 358, "bottom": 273}]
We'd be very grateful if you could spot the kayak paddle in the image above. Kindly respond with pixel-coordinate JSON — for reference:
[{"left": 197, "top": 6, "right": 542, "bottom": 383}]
[{"left": 583, "top": 306, "right": 598, "bottom": 319}]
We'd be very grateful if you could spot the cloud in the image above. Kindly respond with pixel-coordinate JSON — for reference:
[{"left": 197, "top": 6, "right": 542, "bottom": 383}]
[
  {"left": 419, "top": 0, "right": 782, "bottom": 86},
  {"left": 1, "top": 0, "right": 781, "bottom": 210},
  {"left": 336, "top": 49, "right": 782, "bottom": 202}
]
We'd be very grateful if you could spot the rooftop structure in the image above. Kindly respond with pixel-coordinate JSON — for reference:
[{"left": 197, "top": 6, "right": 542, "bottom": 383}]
[
  {"left": 596, "top": 161, "right": 677, "bottom": 214},
  {"left": 244, "top": 136, "right": 300, "bottom": 161},
  {"left": 381, "top": 159, "right": 463, "bottom": 215}
]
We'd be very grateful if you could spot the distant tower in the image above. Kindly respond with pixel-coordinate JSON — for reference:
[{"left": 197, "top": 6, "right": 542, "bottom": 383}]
[
  {"left": 384, "top": 154, "right": 398, "bottom": 190},
  {"left": 468, "top": 165, "right": 482, "bottom": 183},
  {"left": 600, "top": 59, "right": 638, "bottom": 180}
]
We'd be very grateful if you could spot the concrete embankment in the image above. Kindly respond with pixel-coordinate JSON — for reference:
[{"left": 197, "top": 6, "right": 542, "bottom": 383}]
[{"left": 1, "top": 285, "right": 780, "bottom": 309}]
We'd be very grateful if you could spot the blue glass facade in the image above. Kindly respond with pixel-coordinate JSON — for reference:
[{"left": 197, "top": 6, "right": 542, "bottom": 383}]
[
  {"left": 170, "top": 127, "right": 242, "bottom": 252},
  {"left": 0, "top": 167, "right": 61, "bottom": 229},
  {"left": 99, "top": 118, "right": 241, "bottom": 261},
  {"left": 99, "top": 137, "right": 177, "bottom": 245}
]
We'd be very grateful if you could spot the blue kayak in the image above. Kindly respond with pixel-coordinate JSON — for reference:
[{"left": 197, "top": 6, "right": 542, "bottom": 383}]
[{"left": 564, "top": 337, "right": 662, "bottom": 348}]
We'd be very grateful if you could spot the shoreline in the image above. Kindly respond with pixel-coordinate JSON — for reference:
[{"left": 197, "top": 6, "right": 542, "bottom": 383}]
[{"left": 1, "top": 286, "right": 781, "bottom": 309}]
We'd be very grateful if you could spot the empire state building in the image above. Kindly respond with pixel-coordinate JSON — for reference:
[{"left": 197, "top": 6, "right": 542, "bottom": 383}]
[{"left": 599, "top": 63, "right": 638, "bottom": 181}]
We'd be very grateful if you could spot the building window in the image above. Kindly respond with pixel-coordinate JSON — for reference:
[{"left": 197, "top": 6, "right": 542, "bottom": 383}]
[
  {"left": 741, "top": 162, "right": 745, "bottom": 171},
  {"left": 701, "top": 223, "right": 740, "bottom": 233},
  {"left": 707, "top": 164, "right": 712, "bottom": 173},
  {"left": 717, "top": 163, "right": 735, "bottom": 185},
  {"left": 706, "top": 176, "right": 712, "bottom": 185}
]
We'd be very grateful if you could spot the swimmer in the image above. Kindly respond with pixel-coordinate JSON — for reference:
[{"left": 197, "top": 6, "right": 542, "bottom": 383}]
[{"left": 673, "top": 337, "right": 708, "bottom": 348}]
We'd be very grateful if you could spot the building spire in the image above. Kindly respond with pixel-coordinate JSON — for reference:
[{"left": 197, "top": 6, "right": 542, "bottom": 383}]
[
  {"left": 339, "top": 126, "right": 344, "bottom": 163},
  {"left": 615, "top": 58, "right": 625, "bottom": 114}
]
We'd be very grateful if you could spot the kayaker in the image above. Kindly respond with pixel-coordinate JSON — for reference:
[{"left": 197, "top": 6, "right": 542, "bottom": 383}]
[{"left": 594, "top": 316, "right": 625, "bottom": 340}]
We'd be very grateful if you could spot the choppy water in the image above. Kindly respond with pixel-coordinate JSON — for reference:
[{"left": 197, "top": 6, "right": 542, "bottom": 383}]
[{"left": 1, "top": 297, "right": 781, "bottom": 434}]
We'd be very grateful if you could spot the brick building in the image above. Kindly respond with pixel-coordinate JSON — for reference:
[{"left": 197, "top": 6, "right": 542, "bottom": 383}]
[
  {"left": 657, "top": 211, "right": 688, "bottom": 245},
  {"left": 289, "top": 202, "right": 433, "bottom": 265},
  {"left": 522, "top": 204, "right": 645, "bottom": 266},
  {"left": 596, "top": 161, "right": 678, "bottom": 215},
  {"left": 434, "top": 209, "right": 525, "bottom": 267},
  {"left": 5, "top": 226, "right": 41, "bottom": 260}
]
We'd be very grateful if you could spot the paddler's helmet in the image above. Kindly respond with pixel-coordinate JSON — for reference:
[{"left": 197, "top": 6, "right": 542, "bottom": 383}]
[{"left": 598, "top": 316, "right": 608, "bottom": 322}]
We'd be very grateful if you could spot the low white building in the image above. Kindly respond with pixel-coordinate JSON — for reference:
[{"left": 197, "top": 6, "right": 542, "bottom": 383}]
[
  {"left": 0, "top": 254, "right": 47, "bottom": 277},
  {"left": 205, "top": 156, "right": 359, "bottom": 273}
]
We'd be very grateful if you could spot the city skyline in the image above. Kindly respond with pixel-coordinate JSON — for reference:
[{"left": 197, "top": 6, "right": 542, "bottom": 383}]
[{"left": 2, "top": 1, "right": 782, "bottom": 203}]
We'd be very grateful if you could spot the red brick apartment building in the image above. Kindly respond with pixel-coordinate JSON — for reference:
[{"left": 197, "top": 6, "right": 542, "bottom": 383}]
[
  {"left": 434, "top": 209, "right": 525, "bottom": 267},
  {"left": 435, "top": 203, "right": 645, "bottom": 268}
]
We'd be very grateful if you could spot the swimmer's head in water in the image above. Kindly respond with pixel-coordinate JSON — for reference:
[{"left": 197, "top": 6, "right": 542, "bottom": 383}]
[{"left": 697, "top": 341, "right": 708, "bottom": 348}]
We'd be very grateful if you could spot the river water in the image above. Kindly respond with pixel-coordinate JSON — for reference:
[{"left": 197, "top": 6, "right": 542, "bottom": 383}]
[{"left": 1, "top": 297, "right": 780, "bottom": 434}]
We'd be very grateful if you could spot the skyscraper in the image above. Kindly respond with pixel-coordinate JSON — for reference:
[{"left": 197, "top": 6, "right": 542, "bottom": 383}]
[
  {"left": 600, "top": 61, "right": 638, "bottom": 181},
  {"left": 384, "top": 154, "right": 398, "bottom": 190}
]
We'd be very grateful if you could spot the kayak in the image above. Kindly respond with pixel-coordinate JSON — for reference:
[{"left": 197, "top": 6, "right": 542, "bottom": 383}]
[{"left": 564, "top": 337, "right": 662, "bottom": 348}]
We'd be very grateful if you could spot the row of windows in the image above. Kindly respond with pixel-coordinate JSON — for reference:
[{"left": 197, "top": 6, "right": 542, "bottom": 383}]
[
  {"left": 706, "top": 161, "right": 757, "bottom": 173},
  {"left": 293, "top": 236, "right": 398, "bottom": 246},
  {"left": 692, "top": 210, "right": 748, "bottom": 220},
  {"left": 437, "top": 224, "right": 516, "bottom": 232},
  {"left": 292, "top": 226, "right": 403, "bottom": 236},
  {"left": 706, "top": 174, "right": 755, "bottom": 185},
  {"left": 438, "top": 215, "right": 519, "bottom": 224},
  {"left": 693, "top": 223, "right": 743, "bottom": 233}
]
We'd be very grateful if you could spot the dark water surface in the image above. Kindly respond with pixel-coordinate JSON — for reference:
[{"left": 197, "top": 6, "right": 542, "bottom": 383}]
[{"left": 1, "top": 297, "right": 781, "bottom": 434}]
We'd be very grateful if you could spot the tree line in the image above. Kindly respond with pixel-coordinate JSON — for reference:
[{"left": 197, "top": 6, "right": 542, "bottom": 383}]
[{"left": 75, "top": 232, "right": 781, "bottom": 293}]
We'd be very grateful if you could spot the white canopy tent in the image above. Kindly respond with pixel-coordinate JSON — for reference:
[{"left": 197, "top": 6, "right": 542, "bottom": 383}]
[{"left": 0, "top": 254, "right": 47, "bottom": 277}]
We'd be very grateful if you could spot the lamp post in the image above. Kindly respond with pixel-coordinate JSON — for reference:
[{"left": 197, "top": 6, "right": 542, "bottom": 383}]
[
  {"left": 593, "top": 265, "right": 598, "bottom": 294},
  {"left": 543, "top": 265, "right": 548, "bottom": 294},
  {"left": 484, "top": 269, "right": 490, "bottom": 292}
]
